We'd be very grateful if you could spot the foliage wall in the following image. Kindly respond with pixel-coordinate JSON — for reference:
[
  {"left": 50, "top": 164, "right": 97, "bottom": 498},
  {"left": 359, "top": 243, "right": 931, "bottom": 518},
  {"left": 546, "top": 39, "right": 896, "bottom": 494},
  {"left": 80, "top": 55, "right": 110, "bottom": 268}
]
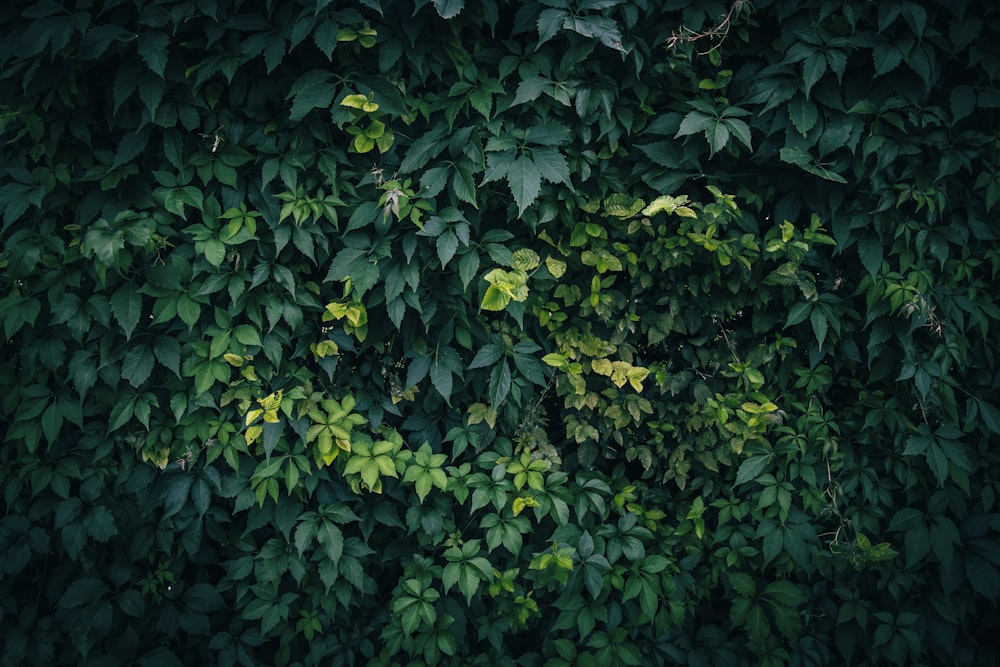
[{"left": 2, "top": 0, "right": 1000, "bottom": 665}]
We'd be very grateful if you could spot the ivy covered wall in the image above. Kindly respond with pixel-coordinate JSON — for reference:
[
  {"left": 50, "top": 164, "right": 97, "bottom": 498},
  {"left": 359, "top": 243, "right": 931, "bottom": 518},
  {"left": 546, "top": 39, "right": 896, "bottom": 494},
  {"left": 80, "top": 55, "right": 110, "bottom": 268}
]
[{"left": 2, "top": 1, "right": 1000, "bottom": 665}]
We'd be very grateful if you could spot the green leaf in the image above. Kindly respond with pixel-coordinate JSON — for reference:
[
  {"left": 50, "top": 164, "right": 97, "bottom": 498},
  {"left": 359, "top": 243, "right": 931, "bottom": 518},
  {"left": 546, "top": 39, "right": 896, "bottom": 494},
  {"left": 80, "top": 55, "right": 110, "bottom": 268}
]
[
  {"left": 204, "top": 238, "right": 226, "bottom": 266},
  {"left": 184, "top": 583, "right": 224, "bottom": 612},
  {"left": 788, "top": 98, "right": 819, "bottom": 135},
  {"left": 234, "top": 324, "right": 262, "bottom": 347},
  {"left": 977, "top": 399, "right": 1000, "bottom": 434},
  {"left": 119, "top": 589, "right": 145, "bottom": 617},
  {"left": 122, "top": 344, "right": 155, "bottom": 387},
  {"left": 763, "top": 580, "right": 804, "bottom": 608},
  {"left": 107, "top": 396, "right": 136, "bottom": 432},
  {"left": 421, "top": 166, "right": 450, "bottom": 198},
  {"left": 59, "top": 577, "right": 108, "bottom": 608},
  {"left": 451, "top": 166, "right": 478, "bottom": 206},
  {"left": 113, "top": 127, "right": 151, "bottom": 168},
  {"left": 481, "top": 285, "right": 511, "bottom": 311},
  {"left": 857, "top": 232, "right": 883, "bottom": 277},
  {"left": 581, "top": 564, "right": 604, "bottom": 600},
  {"left": 433, "top": 0, "right": 464, "bottom": 19},
  {"left": 513, "top": 77, "right": 551, "bottom": 106},
  {"left": 511, "top": 248, "right": 540, "bottom": 271},
  {"left": 138, "top": 647, "right": 185, "bottom": 667},
  {"left": 399, "top": 124, "right": 448, "bottom": 173},
  {"left": 725, "top": 119, "right": 752, "bottom": 150},
  {"left": 527, "top": 122, "right": 571, "bottom": 146},
  {"left": 745, "top": 603, "right": 770, "bottom": 647},
  {"left": 137, "top": 30, "right": 169, "bottom": 77},
  {"left": 0, "top": 296, "right": 41, "bottom": 339},
  {"left": 138, "top": 73, "right": 164, "bottom": 117},
  {"left": 317, "top": 521, "right": 344, "bottom": 564},
  {"left": 162, "top": 473, "right": 194, "bottom": 518},
  {"left": 430, "top": 360, "right": 454, "bottom": 404},
  {"left": 951, "top": 84, "right": 977, "bottom": 122},
  {"left": 68, "top": 350, "right": 99, "bottom": 397},
  {"left": 706, "top": 120, "right": 731, "bottom": 155},
  {"left": 469, "top": 343, "right": 503, "bottom": 370},
  {"left": 761, "top": 526, "right": 782, "bottom": 567},
  {"left": 727, "top": 571, "right": 757, "bottom": 597},
  {"left": 531, "top": 147, "right": 571, "bottom": 185},
  {"left": 784, "top": 301, "right": 812, "bottom": 328},
  {"left": 537, "top": 9, "right": 567, "bottom": 46},
  {"left": 810, "top": 308, "right": 828, "bottom": 349},
  {"left": 288, "top": 70, "right": 336, "bottom": 121},
  {"left": 489, "top": 361, "right": 512, "bottom": 405},
  {"left": 437, "top": 230, "right": 460, "bottom": 269},
  {"left": 111, "top": 283, "right": 142, "bottom": 339},
  {"left": 779, "top": 147, "right": 847, "bottom": 182},
  {"left": 967, "top": 555, "right": 1000, "bottom": 600},
  {"left": 802, "top": 52, "right": 827, "bottom": 98},
  {"left": 675, "top": 111, "right": 710, "bottom": 138},
  {"left": 640, "top": 554, "right": 670, "bottom": 574},
  {"left": 85, "top": 505, "right": 118, "bottom": 541},
  {"left": 177, "top": 293, "right": 202, "bottom": 329},
  {"left": 734, "top": 455, "right": 770, "bottom": 487},
  {"left": 82, "top": 219, "right": 125, "bottom": 264},
  {"left": 507, "top": 155, "right": 542, "bottom": 216}
]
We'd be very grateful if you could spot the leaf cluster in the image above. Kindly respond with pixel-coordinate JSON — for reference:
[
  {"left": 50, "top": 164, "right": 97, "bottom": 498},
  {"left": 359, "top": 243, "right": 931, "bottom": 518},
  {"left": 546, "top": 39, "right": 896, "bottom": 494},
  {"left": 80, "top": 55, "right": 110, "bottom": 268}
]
[{"left": 2, "top": 0, "right": 1000, "bottom": 665}]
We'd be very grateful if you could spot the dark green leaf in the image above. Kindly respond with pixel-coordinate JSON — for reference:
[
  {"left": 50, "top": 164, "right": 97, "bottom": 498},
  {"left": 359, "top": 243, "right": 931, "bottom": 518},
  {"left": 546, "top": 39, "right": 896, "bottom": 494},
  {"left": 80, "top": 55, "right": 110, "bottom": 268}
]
[
  {"left": 433, "top": 0, "right": 464, "bottom": 19},
  {"left": 788, "top": 98, "right": 819, "bottom": 136},
  {"left": 507, "top": 155, "right": 542, "bottom": 216},
  {"left": 137, "top": 30, "right": 169, "bottom": 77},
  {"left": 399, "top": 124, "right": 448, "bottom": 173},
  {"left": 430, "top": 360, "right": 454, "bottom": 404},
  {"left": 287, "top": 70, "right": 336, "bottom": 121},
  {"left": 734, "top": 455, "right": 770, "bottom": 487},
  {"left": 857, "top": 232, "right": 883, "bottom": 277},
  {"left": 184, "top": 583, "right": 224, "bottom": 612},
  {"left": 488, "top": 360, "right": 512, "bottom": 406},
  {"left": 59, "top": 577, "right": 108, "bottom": 609}
]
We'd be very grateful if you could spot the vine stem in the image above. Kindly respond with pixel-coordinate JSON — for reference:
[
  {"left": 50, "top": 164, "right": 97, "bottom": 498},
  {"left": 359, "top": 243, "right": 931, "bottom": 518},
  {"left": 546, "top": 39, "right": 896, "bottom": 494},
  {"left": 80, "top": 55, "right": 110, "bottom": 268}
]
[{"left": 666, "top": 0, "right": 748, "bottom": 55}]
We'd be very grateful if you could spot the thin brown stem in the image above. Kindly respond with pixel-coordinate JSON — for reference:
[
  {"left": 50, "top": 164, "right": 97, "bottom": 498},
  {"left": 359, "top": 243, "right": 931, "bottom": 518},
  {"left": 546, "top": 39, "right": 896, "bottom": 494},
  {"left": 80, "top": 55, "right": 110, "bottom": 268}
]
[{"left": 666, "top": 0, "right": 748, "bottom": 55}]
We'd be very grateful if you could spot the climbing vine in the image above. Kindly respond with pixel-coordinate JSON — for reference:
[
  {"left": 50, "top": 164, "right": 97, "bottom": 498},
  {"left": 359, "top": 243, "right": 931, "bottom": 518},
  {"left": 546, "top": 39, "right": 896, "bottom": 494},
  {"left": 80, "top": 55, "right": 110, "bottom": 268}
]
[{"left": 2, "top": 1, "right": 1000, "bottom": 665}]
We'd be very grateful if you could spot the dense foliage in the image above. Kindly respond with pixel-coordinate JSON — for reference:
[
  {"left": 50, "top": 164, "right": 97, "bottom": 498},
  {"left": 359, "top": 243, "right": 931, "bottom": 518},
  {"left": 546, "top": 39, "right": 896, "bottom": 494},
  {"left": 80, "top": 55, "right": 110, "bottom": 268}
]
[{"left": 2, "top": 0, "right": 1000, "bottom": 664}]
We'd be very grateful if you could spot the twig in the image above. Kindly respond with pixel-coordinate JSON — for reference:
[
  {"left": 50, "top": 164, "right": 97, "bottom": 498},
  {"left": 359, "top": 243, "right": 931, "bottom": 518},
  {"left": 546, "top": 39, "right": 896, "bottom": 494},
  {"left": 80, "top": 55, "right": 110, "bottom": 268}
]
[{"left": 666, "top": 0, "right": 747, "bottom": 55}]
